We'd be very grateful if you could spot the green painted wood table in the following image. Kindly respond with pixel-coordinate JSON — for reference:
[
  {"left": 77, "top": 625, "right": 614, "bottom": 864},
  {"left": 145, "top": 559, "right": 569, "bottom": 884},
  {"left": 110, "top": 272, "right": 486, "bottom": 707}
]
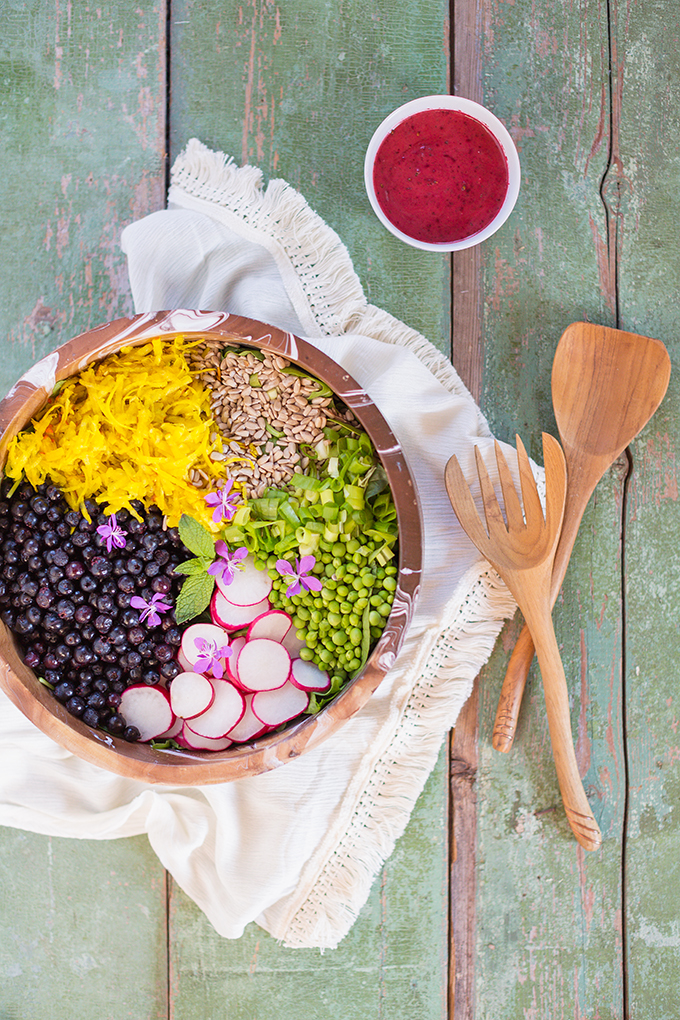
[{"left": 1, "top": 1, "right": 679, "bottom": 1017}]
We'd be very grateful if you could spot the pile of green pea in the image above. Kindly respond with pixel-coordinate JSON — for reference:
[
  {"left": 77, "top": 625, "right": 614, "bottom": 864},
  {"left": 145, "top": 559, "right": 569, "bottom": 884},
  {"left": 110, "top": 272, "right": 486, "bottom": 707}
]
[{"left": 258, "top": 536, "right": 398, "bottom": 690}]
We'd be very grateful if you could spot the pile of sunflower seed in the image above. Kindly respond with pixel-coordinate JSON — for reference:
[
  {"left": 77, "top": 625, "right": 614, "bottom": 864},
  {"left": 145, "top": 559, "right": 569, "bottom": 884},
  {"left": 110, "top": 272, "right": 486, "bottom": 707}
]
[{"left": 188, "top": 340, "right": 341, "bottom": 498}]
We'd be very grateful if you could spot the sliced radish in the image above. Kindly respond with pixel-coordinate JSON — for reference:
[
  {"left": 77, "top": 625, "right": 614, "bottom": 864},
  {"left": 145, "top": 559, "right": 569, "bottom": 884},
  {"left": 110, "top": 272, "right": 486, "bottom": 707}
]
[
  {"left": 251, "top": 681, "right": 310, "bottom": 727},
  {"left": 156, "top": 715, "right": 184, "bottom": 740},
  {"left": 225, "top": 635, "right": 246, "bottom": 686},
  {"left": 236, "top": 638, "right": 291, "bottom": 692},
  {"left": 169, "top": 671, "right": 215, "bottom": 720},
  {"left": 211, "top": 589, "right": 270, "bottom": 630},
  {"left": 216, "top": 555, "right": 272, "bottom": 606},
  {"left": 177, "top": 647, "right": 192, "bottom": 672},
  {"left": 247, "top": 609, "right": 293, "bottom": 643},
  {"left": 180, "top": 622, "right": 232, "bottom": 676},
  {"left": 180, "top": 724, "right": 233, "bottom": 751},
  {"left": 185, "top": 679, "right": 245, "bottom": 739},
  {"left": 226, "top": 694, "right": 270, "bottom": 743},
  {"left": 290, "top": 658, "right": 332, "bottom": 692},
  {"left": 282, "top": 627, "right": 307, "bottom": 659},
  {"left": 119, "top": 685, "right": 174, "bottom": 742}
]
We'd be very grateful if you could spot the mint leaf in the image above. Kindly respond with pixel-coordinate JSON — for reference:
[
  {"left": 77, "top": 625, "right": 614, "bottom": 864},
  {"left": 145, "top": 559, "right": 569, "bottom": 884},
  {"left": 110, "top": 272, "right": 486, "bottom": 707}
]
[
  {"left": 174, "top": 557, "right": 212, "bottom": 576},
  {"left": 178, "top": 514, "right": 215, "bottom": 559},
  {"left": 175, "top": 572, "right": 215, "bottom": 624}
]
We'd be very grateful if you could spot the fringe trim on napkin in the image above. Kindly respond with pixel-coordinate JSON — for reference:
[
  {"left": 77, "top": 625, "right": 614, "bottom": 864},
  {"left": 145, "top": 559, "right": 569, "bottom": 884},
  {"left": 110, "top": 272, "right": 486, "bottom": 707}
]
[
  {"left": 275, "top": 566, "right": 515, "bottom": 949},
  {"left": 169, "top": 139, "right": 513, "bottom": 948}
]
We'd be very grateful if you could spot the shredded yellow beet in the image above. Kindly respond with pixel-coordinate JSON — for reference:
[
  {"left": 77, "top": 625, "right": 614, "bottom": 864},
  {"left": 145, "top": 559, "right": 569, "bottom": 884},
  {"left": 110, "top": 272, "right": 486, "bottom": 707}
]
[{"left": 4, "top": 336, "right": 224, "bottom": 529}]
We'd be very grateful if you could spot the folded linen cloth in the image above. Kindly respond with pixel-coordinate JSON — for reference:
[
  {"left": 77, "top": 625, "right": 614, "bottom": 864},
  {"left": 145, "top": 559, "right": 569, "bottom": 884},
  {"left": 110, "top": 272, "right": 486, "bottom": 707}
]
[{"left": 0, "top": 139, "right": 522, "bottom": 949}]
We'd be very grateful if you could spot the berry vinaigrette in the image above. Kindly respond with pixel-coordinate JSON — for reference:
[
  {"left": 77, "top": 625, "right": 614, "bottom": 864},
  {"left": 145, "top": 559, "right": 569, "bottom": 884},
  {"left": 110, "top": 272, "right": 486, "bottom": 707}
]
[{"left": 372, "top": 108, "right": 510, "bottom": 244}]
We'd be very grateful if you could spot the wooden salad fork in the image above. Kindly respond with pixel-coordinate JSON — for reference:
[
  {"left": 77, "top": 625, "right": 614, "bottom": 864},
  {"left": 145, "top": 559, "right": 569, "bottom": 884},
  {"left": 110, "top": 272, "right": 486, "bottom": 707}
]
[{"left": 445, "top": 434, "right": 602, "bottom": 852}]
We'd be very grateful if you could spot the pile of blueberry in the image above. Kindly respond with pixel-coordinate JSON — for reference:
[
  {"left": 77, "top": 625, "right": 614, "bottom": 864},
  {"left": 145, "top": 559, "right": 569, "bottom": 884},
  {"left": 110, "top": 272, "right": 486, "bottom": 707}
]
[{"left": 0, "top": 479, "right": 185, "bottom": 741}]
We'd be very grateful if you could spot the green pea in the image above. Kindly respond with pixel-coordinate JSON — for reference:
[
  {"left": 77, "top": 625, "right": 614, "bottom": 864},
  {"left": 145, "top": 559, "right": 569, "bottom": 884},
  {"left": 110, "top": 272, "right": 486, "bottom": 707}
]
[
  {"left": 339, "top": 601, "right": 353, "bottom": 615},
  {"left": 328, "top": 612, "right": 342, "bottom": 627},
  {"left": 385, "top": 565, "right": 397, "bottom": 575},
  {"left": 349, "top": 613, "right": 361, "bottom": 627},
  {"left": 349, "top": 627, "right": 362, "bottom": 646},
  {"left": 369, "top": 594, "right": 383, "bottom": 606},
  {"left": 318, "top": 647, "right": 334, "bottom": 664},
  {"left": 268, "top": 568, "right": 279, "bottom": 580},
  {"left": 369, "top": 610, "right": 382, "bottom": 628},
  {"left": 355, "top": 597, "right": 368, "bottom": 610},
  {"left": 331, "top": 630, "right": 346, "bottom": 646},
  {"left": 377, "top": 602, "right": 392, "bottom": 617},
  {"left": 383, "top": 576, "right": 397, "bottom": 591},
  {"left": 336, "top": 584, "right": 349, "bottom": 597},
  {"left": 299, "top": 646, "right": 315, "bottom": 661},
  {"left": 332, "top": 542, "right": 345, "bottom": 557},
  {"left": 346, "top": 539, "right": 360, "bottom": 554}
]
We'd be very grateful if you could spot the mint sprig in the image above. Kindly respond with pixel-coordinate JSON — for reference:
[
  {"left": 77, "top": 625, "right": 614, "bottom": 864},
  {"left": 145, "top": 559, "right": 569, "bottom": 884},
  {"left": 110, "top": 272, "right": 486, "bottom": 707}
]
[{"left": 174, "top": 515, "right": 218, "bottom": 623}]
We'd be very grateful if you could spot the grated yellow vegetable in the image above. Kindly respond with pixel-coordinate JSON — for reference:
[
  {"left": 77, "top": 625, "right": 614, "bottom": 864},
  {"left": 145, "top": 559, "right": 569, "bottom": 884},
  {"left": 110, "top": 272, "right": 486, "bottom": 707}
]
[{"left": 4, "top": 336, "right": 224, "bottom": 529}]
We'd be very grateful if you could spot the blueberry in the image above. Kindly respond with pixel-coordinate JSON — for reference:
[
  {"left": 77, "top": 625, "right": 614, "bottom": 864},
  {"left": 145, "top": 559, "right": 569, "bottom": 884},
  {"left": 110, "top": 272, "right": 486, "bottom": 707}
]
[{"left": 66, "top": 696, "right": 86, "bottom": 717}]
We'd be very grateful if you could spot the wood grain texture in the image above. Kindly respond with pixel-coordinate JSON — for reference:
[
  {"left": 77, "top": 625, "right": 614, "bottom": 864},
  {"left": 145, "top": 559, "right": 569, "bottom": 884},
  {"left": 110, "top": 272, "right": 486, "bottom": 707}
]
[
  {"left": 0, "top": 3, "right": 168, "bottom": 1014},
  {"left": 614, "top": 0, "right": 680, "bottom": 1014},
  {"left": 0, "top": 829, "right": 168, "bottom": 1019},
  {"left": 169, "top": 0, "right": 452, "bottom": 357},
  {"left": 168, "top": 747, "right": 449, "bottom": 1020},
  {"left": 471, "top": 0, "right": 628, "bottom": 1014}
]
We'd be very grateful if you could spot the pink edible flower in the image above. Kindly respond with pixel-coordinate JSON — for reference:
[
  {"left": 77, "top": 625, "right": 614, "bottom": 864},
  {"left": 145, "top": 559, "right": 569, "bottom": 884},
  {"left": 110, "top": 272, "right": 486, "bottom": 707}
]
[
  {"left": 204, "top": 481, "right": 241, "bottom": 524},
  {"left": 96, "top": 513, "right": 127, "bottom": 553},
  {"left": 193, "top": 637, "right": 232, "bottom": 679},
  {"left": 275, "top": 555, "right": 323, "bottom": 598},
  {"left": 130, "top": 592, "right": 172, "bottom": 628},
  {"left": 207, "top": 542, "right": 248, "bottom": 586}
]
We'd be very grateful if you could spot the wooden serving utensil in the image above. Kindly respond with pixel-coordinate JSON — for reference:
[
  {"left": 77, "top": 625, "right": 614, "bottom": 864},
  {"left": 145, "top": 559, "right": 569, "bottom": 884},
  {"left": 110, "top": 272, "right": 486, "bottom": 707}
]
[
  {"left": 446, "top": 433, "right": 602, "bottom": 851},
  {"left": 492, "top": 322, "right": 671, "bottom": 753}
]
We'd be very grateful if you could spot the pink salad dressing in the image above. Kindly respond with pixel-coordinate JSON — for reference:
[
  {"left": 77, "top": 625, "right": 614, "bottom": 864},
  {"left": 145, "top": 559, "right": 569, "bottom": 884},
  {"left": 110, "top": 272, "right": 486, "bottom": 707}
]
[{"left": 372, "top": 108, "right": 510, "bottom": 244}]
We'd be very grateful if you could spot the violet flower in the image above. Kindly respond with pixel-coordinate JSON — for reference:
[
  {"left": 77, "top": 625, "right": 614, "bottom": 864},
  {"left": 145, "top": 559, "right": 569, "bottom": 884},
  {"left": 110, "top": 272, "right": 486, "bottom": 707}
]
[
  {"left": 130, "top": 592, "right": 172, "bottom": 628},
  {"left": 193, "top": 637, "right": 232, "bottom": 679},
  {"left": 275, "top": 555, "right": 324, "bottom": 598},
  {"left": 207, "top": 542, "right": 248, "bottom": 586},
  {"left": 96, "top": 513, "right": 127, "bottom": 553},
  {"left": 205, "top": 480, "right": 241, "bottom": 524}
]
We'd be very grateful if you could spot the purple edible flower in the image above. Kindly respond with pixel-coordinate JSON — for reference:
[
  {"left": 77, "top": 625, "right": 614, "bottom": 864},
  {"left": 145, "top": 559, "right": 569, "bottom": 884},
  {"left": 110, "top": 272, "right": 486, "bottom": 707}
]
[
  {"left": 204, "top": 480, "right": 241, "bottom": 524},
  {"left": 96, "top": 513, "right": 127, "bottom": 553},
  {"left": 275, "top": 555, "right": 324, "bottom": 598},
  {"left": 193, "top": 637, "right": 232, "bottom": 679},
  {"left": 130, "top": 592, "right": 172, "bottom": 628},
  {"left": 207, "top": 542, "right": 248, "bottom": 586}
]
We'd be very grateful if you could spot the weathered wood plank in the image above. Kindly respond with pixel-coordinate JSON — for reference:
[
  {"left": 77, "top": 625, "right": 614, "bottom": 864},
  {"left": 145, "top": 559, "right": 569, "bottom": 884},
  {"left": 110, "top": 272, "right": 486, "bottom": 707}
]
[
  {"left": 615, "top": 0, "right": 680, "bottom": 1014},
  {"left": 471, "top": 0, "right": 627, "bottom": 1015},
  {"left": 0, "top": 828, "right": 168, "bottom": 1019},
  {"left": 169, "top": 0, "right": 452, "bottom": 357},
  {"left": 0, "top": 3, "right": 168, "bottom": 1013},
  {"left": 168, "top": 746, "right": 448, "bottom": 1020}
]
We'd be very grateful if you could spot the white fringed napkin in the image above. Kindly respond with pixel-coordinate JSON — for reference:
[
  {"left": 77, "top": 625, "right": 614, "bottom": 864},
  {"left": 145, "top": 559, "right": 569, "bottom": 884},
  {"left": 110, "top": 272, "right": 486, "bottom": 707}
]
[{"left": 0, "top": 139, "right": 520, "bottom": 949}]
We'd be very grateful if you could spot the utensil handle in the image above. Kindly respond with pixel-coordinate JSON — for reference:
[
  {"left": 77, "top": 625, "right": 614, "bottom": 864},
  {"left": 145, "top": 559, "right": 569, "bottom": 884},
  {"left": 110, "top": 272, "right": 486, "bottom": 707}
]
[
  {"left": 492, "top": 502, "right": 585, "bottom": 752},
  {"left": 527, "top": 603, "right": 602, "bottom": 852}
]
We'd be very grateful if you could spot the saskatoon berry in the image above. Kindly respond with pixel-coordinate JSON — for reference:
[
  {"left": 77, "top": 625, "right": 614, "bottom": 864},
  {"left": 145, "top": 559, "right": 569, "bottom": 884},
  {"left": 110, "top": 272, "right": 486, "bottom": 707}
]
[
  {"left": 126, "top": 558, "right": 143, "bottom": 575},
  {"left": 65, "top": 561, "right": 85, "bottom": 580},
  {"left": 107, "top": 714, "right": 125, "bottom": 734},
  {"left": 142, "top": 670, "right": 160, "bottom": 685},
  {"left": 27, "top": 556, "right": 43, "bottom": 572},
  {"left": 14, "top": 615, "right": 34, "bottom": 635},
  {"left": 106, "top": 692, "right": 122, "bottom": 709},
  {"left": 52, "top": 548, "right": 69, "bottom": 566},
  {"left": 74, "top": 604, "right": 93, "bottom": 624},
  {"left": 23, "top": 649, "right": 42, "bottom": 670},
  {"left": 89, "top": 556, "right": 111, "bottom": 578},
  {"left": 47, "top": 566, "right": 64, "bottom": 585},
  {"left": 44, "top": 668, "right": 65, "bottom": 686},
  {"left": 54, "top": 682, "right": 75, "bottom": 703},
  {"left": 154, "top": 644, "right": 173, "bottom": 664},
  {"left": 82, "top": 708, "right": 100, "bottom": 728},
  {"left": 86, "top": 692, "right": 107, "bottom": 711},
  {"left": 160, "top": 660, "right": 181, "bottom": 681},
  {"left": 93, "top": 678, "right": 110, "bottom": 694},
  {"left": 94, "top": 614, "right": 113, "bottom": 634},
  {"left": 92, "top": 637, "right": 111, "bottom": 656},
  {"left": 117, "top": 574, "right": 135, "bottom": 594},
  {"left": 56, "top": 598, "right": 75, "bottom": 620},
  {"left": 26, "top": 606, "right": 42, "bottom": 626},
  {"left": 127, "top": 627, "right": 144, "bottom": 646},
  {"left": 64, "top": 630, "right": 82, "bottom": 647},
  {"left": 79, "top": 575, "right": 97, "bottom": 593},
  {"left": 73, "top": 645, "right": 94, "bottom": 666},
  {"left": 107, "top": 626, "right": 127, "bottom": 647},
  {"left": 66, "top": 696, "right": 85, "bottom": 717}
]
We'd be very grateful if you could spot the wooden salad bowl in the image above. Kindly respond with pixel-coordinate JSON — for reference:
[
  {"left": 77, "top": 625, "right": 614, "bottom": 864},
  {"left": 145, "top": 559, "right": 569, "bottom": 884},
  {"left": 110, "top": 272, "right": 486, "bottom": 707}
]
[{"left": 0, "top": 310, "right": 422, "bottom": 784}]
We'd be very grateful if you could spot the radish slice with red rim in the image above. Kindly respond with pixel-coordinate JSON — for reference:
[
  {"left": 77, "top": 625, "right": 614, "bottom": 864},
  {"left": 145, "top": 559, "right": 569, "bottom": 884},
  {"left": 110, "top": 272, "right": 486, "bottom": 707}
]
[
  {"left": 281, "top": 627, "right": 306, "bottom": 659},
  {"left": 251, "top": 681, "right": 310, "bottom": 727},
  {"left": 119, "top": 685, "right": 174, "bottom": 742},
  {"left": 185, "top": 679, "right": 245, "bottom": 739},
  {"left": 156, "top": 715, "right": 183, "bottom": 740},
  {"left": 211, "top": 590, "right": 270, "bottom": 630},
  {"left": 181, "top": 725, "right": 233, "bottom": 751},
  {"left": 247, "top": 609, "right": 293, "bottom": 643},
  {"left": 225, "top": 635, "right": 246, "bottom": 686},
  {"left": 226, "top": 694, "right": 270, "bottom": 743},
  {"left": 237, "top": 638, "right": 291, "bottom": 692},
  {"left": 169, "top": 671, "right": 215, "bottom": 720},
  {"left": 215, "top": 556, "right": 272, "bottom": 606},
  {"left": 180, "top": 623, "right": 232, "bottom": 676},
  {"left": 290, "top": 658, "right": 332, "bottom": 692}
]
